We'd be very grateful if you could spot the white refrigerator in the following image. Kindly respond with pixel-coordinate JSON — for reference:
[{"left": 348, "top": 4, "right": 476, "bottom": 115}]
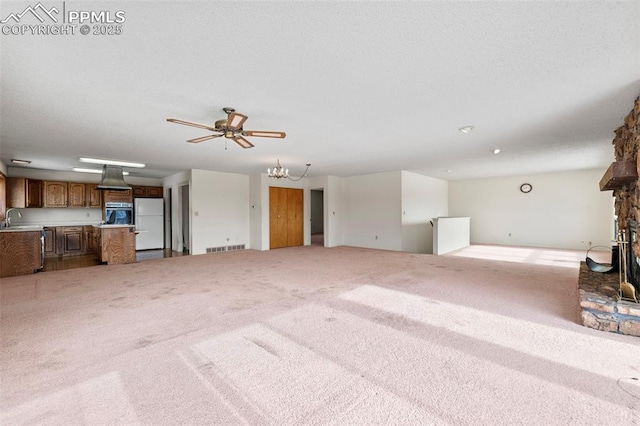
[{"left": 134, "top": 198, "right": 164, "bottom": 250}]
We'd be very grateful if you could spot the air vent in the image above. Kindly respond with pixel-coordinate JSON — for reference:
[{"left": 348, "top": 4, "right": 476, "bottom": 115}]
[{"left": 206, "top": 244, "right": 245, "bottom": 254}]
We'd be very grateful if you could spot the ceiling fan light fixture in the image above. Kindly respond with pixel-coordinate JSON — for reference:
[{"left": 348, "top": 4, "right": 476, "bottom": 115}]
[
  {"left": 224, "top": 130, "right": 235, "bottom": 138},
  {"left": 227, "top": 112, "right": 248, "bottom": 129}
]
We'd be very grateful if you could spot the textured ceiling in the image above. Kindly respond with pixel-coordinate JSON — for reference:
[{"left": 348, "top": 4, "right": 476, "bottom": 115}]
[{"left": 1, "top": 1, "right": 639, "bottom": 180}]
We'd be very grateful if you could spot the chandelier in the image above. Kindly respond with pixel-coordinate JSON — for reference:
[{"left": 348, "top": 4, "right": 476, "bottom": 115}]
[
  {"left": 267, "top": 159, "right": 311, "bottom": 181},
  {"left": 267, "top": 159, "right": 289, "bottom": 179}
]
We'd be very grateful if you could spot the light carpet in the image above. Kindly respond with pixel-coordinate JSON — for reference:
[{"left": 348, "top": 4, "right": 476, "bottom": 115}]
[{"left": 1, "top": 245, "right": 639, "bottom": 425}]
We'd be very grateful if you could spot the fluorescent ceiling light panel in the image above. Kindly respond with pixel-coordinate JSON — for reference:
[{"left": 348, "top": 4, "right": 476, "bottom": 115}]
[
  {"left": 73, "top": 167, "right": 129, "bottom": 175},
  {"left": 11, "top": 159, "right": 31, "bottom": 164},
  {"left": 78, "top": 157, "right": 145, "bottom": 168}
]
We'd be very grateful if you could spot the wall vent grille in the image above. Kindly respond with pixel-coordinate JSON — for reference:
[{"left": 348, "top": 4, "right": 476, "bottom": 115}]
[{"left": 206, "top": 244, "right": 245, "bottom": 254}]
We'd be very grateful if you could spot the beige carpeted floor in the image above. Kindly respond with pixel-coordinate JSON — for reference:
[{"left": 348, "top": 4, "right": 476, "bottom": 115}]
[{"left": 1, "top": 244, "right": 639, "bottom": 425}]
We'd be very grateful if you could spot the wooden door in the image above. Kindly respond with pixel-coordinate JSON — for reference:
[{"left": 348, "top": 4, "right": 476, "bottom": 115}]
[
  {"left": 287, "top": 189, "right": 304, "bottom": 247},
  {"left": 269, "top": 187, "right": 303, "bottom": 249}
]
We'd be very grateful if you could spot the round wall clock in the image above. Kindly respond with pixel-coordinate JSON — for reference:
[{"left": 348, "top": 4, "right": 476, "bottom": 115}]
[{"left": 520, "top": 183, "right": 532, "bottom": 193}]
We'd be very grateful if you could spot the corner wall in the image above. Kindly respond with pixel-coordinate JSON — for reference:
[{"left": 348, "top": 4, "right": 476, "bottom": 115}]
[
  {"left": 342, "top": 171, "right": 402, "bottom": 251},
  {"left": 401, "top": 171, "right": 448, "bottom": 253},
  {"left": 190, "top": 169, "right": 249, "bottom": 255},
  {"left": 449, "top": 168, "right": 614, "bottom": 250}
]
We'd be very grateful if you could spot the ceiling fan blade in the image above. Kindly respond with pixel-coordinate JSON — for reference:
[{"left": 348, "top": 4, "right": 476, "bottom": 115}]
[
  {"left": 232, "top": 136, "right": 254, "bottom": 149},
  {"left": 226, "top": 112, "right": 248, "bottom": 130},
  {"left": 242, "top": 130, "right": 286, "bottom": 139},
  {"left": 186, "top": 134, "right": 222, "bottom": 144},
  {"left": 167, "top": 118, "right": 218, "bottom": 132}
]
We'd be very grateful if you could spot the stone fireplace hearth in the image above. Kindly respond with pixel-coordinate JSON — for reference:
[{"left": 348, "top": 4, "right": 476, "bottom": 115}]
[{"left": 579, "top": 262, "right": 640, "bottom": 337}]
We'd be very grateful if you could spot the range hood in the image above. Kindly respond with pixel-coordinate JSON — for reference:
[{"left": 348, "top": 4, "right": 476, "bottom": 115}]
[{"left": 97, "top": 165, "right": 132, "bottom": 190}]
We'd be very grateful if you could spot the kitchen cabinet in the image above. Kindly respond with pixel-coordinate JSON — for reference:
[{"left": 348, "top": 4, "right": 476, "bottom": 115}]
[
  {"left": 84, "top": 226, "right": 95, "bottom": 252},
  {"left": 68, "top": 183, "right": 102, "bottom": 208},
  {"left": 44, "top": 227, "right": 57, "bottom": 257},
  {"left": 102, "top": 189, "right": 132, "bottom": 204},
  {"left": 86, "top": 185, "right": 102, "bottom": 208},
  {"left": 0, "top": 230, "right": 43, "bottom": 277},
  {"left": 44, "top": 181, "right": 68, "bottom": 208},
  {"left": 60, "top": 226, "right": 84, "bottom": 255},
  {"left": 7, "top": 177, "right": 43, "bottom": 208},
  {"left": 68, "top": 183, "right": 86, "bottom": 208},
  {"left": 132, "top": 186, "right": 163, "bottom": 198},
  {"left": 94, "top": 225, "right": 136, "bottom": 265}
]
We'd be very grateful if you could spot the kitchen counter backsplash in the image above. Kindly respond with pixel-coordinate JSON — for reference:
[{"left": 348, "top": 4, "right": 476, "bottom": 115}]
[{"left": 6, "top": 208, "right": 103, "bottom": 227}]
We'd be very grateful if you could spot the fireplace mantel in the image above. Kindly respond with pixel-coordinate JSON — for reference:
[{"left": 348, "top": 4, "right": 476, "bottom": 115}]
[{"left": 599, "top": 160, "right": 638, "bottom": 191}]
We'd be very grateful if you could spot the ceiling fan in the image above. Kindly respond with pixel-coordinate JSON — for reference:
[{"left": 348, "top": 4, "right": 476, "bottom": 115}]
[{"left": 166, "top": 107, "right": 286, "bottom": 149}]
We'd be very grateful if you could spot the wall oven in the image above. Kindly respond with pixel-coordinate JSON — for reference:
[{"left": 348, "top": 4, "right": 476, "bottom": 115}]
[{"left": 104, "top": 202, "right": 133, "bottom": 225}]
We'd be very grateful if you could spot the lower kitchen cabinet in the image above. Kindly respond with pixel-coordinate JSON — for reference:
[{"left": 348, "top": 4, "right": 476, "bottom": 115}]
[
  {"left": 44, "top": 227, "right": 57, "bottom": 257},
  {"left": 61, "top": 226, "right": 84, "bottom": 255},
  {"left": 47, "top": 226, "right": 96, "bottom": 257}
]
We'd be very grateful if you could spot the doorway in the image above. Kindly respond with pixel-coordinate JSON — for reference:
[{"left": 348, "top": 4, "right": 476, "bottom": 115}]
[
  {"left": 180, "top": 183, "right": 190, "bottom": 254},
  {"left": 269, "top": 187, "right": 303, "bottom": 249},
  {"left": 310, "top": 189, "right": 324, "bottom": 246}
]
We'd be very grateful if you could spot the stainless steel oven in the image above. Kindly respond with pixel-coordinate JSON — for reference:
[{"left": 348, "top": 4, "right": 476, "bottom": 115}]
[{"left": 104, "top": 202, "right": 133, "bottom": 225}]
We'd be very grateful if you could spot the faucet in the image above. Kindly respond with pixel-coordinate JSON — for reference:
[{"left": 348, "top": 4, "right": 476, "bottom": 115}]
[{"left": 4, "top": 208, "right": 23, "bottom": 228}]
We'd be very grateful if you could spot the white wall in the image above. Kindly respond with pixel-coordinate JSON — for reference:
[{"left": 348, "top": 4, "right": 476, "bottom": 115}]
[
  {"left": 307, "top": 175, "right": 344, "bottom": 248},
  {"left": 190, "top": 169, "right": 249, "bottom": 255},
  {"left": 448, "top": 168, "right": 614, "bottom": 250},
  {"left": 401, "top": 171, "right": 448, "bottom": 254},
  {"left": 0, "top": 162, "right": 7, "bottom": 176},
  {"left": 342, "top": 171, "right": 402, "bottom": 251}
]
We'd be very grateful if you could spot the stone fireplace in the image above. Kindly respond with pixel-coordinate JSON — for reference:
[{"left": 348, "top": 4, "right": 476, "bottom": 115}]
[{"left": 580, "top": 96, "right": 640, "bottom": 337}]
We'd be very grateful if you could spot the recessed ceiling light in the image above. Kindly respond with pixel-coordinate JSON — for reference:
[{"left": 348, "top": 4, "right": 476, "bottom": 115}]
[
  {"left": 458, "top": 126, "right": 475, "bottom": 133},
  {"left": 11, "top": 159, "right": 31, "bottom": 165},
  {"left": 78, "top": 157, "right": 145, "bottom": 168},
  {"left": 73, "top": 167, "right": 129, "bottom": 175},
  {"left": 493, "top": 148, "right": 501, "bottom": 154}
]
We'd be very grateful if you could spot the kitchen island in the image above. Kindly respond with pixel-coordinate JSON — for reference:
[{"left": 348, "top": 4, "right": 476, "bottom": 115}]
[
  {"left": 93, "top": 224, "right": 136, "bottom": 265},
  {"left": 0, "top": 226, "right": 44, "bottom": 277}
]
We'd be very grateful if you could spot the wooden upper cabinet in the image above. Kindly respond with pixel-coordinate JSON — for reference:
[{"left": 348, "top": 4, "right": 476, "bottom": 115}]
[
  {"left": 44, "top": 181, "right": 68, "bottom": 208},
  {"left": 27, "top": 179, "right": 43, "bottom": 208},
  {"left": 132, "top": 186, "right": 146, "bottom": 198},
  {"left": 132, "top": 185, "right": 163, "bottom": 198},
  {"left": 147, "top": 186, "right": 163, "bottom": 198},
  {"left": 7, "top": 178, "right": 43, "bottom": 208},
  {"left": 102, "top": 189, "right": 132, "bottom": 204},
  {"left": 86, "top": 184, "right": 102, "bottom": 208},
  {"left": 68, "top": 183, "right": 86, "bottom": 208}
]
